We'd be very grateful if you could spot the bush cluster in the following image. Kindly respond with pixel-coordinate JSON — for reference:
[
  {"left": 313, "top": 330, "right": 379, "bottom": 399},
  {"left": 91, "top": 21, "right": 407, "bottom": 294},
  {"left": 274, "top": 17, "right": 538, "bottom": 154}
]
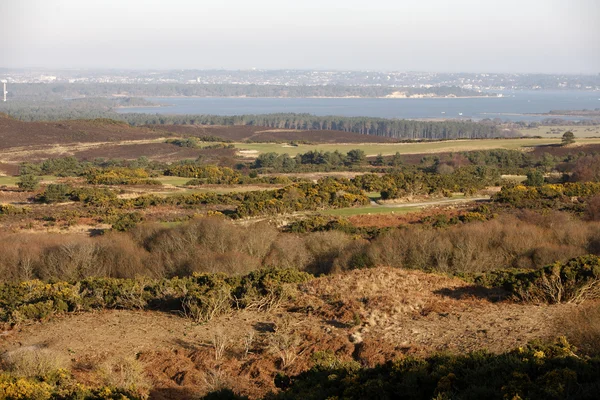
[
  {"left": 240, "top": 337, "right": 600, "bottom": 400},
  {"left": 2, "top": 210, "right": 600, "bottom": 282},
  {"left": 494, "top": 182, "right": 600, "bottom": 209},
  {"left": 0, "top": 373, "right": 144, "bottom": 400},
  {"left": 34, "top": 177, "right": 370, "bottom": 218},
  {"left": 0, "top": 268, "right": 312, "bottom": 326},
  {"left": 354, "top": 166, "right": 500, "bottom": 199},
  {"left": 86, "top": 167, "right": 161, "bottom": 186},
  {"left": 0, "top": 204, "right": 29, "bottom": 216},
  {"left": 472, "top": 255, "right": 600, "bottom": 304}
]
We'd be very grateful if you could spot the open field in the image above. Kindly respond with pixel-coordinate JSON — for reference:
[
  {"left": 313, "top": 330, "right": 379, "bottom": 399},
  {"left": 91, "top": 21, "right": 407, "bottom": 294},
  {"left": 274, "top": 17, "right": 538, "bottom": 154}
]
[
  {"left": 234, "top": 137, "right": 600, "bottom": 157},
  {"left": 323, "top": 205, "right": 421, "bottom": 216},
  {"left": 517, "top": 125, "right": 600, "bottom": 138},
  {"left": 0, "top": 175, "right": 57, "bottom": 187},
  {"left": 155, "top": 176, "right": 193, "bottom": 186},
  {"left": 323, "top": 195, "right": 480, "bottom": 216}
]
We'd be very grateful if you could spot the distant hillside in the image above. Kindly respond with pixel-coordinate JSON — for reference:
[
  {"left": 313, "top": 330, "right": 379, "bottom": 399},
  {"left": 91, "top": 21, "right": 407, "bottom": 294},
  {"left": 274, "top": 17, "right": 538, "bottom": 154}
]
[{"left": 0, "top": 115, "right": 162, "bottom": 149}]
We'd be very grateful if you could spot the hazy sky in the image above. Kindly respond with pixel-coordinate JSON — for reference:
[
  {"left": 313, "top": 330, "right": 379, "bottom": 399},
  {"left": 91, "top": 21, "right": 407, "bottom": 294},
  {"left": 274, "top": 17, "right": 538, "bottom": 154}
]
[{"left": 1, "top": 0, "right": 599, "bottom": 73}]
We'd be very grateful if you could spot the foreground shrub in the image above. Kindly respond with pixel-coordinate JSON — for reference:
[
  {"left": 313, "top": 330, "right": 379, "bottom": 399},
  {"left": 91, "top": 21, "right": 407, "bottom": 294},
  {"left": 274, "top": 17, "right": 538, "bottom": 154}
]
[
  {"left": 0, "top": 372, "right": 145, "bottom": 399},
  {"left": 2, "top": 348, "right": 67, "bottom": 379},
  {"left": 558, "top": 302, "right": 600, "bottom": 357},
  {"left": 475, "top": 255, "right": 600, "bottom": 304},
  {"left": 203, "top": 337, "right": 599, "bottom": 400},
  {"left": 0, "top": 268, "right": 313, "bottom": 326}
]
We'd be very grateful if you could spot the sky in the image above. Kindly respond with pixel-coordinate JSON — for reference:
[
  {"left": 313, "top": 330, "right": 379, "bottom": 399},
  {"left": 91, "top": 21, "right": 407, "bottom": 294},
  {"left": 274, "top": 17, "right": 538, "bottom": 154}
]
[{"left": 1, "top": 0, "right": 599, "bottom": 73}]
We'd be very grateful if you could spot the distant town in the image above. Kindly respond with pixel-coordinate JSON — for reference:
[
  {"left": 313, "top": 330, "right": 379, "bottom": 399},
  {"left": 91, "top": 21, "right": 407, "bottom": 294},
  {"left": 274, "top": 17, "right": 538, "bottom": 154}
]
[{"left": 0, "top": 69, "right": 599, "bottom": 91}]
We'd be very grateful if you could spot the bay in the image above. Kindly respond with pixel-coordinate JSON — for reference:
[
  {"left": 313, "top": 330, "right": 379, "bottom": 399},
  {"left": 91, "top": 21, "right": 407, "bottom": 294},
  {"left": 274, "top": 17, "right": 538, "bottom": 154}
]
[{"left": 117, "top": 90, "right": 600, "bottom": 122}]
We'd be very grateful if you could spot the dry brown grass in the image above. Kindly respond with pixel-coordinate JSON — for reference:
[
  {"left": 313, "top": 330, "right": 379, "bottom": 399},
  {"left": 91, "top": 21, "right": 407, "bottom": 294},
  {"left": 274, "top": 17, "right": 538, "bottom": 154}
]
[
  {"left": 558, "top": 301, "right": 600, "bottom": 356},
  {"left": 1, "top": 346, "right": 68, "bottom": 378},
  {"left": 99, "top": 356, "right": 151, "bottom": 394}
]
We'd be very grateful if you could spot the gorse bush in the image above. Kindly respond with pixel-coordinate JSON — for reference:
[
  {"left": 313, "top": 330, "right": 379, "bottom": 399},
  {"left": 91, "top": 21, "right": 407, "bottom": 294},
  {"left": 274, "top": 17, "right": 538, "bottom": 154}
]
[
  {"left": 494, "top": 182, "right": 600, "bottom": 209},
  {"left": 0, "top": 371, "right": 145, "bottom": 399},
  {"left": 0, "top": 268, "right": 312, "bottom": 326},
  {"left": 201, "top": 338, "right": 600, "bottom": 400},
  {"left": 0, "top": 204, "right": 29, "bottom": 216},
  {"left": 258, "top": 337, "right": 600, "bottom": 400},
  {"left": 165, "top": 164, "right": 241, "bottom": 183},
  {"left": 353, "top": 166, "right": 501, "bottom": 199},
  {"left": 33, "top": 177, "right": 370, "bottom": 217},
  {"left": 86, "top": 167, "right": 161, "bottom": 186},
  {"left": 474, "top": 255, "right": 600, "bottom": 304}
]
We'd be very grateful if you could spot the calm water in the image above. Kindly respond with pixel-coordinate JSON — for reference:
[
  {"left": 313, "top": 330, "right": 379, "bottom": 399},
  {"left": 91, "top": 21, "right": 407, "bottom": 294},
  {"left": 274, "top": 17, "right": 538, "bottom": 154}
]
[{"left": 117, "top": 91, "right": 600, "bottom": 122}]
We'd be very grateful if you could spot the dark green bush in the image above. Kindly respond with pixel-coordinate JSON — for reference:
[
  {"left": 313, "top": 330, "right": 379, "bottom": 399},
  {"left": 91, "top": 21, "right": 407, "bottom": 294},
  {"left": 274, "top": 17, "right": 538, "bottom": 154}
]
[
  {"left": 260, "top": 337, "right": 599, "bottom": 400},
  {"left": 112, "top": 212, "right": 144, "bottom": 232},
  {"left": 16, "top": 174, "right": 41, "bottom": 191},
  {"left": 35, "top": 183, "right": 73, "bottom": 203},
  {"left": 0, "top": 269, "right": 313, "bottom": 326}
]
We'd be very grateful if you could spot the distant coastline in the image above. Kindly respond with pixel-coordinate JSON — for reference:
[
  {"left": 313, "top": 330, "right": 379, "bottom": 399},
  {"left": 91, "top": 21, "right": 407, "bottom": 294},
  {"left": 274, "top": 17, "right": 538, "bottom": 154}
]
[{"left": 124, "top": 94, "right": 494, "bottom": 100}]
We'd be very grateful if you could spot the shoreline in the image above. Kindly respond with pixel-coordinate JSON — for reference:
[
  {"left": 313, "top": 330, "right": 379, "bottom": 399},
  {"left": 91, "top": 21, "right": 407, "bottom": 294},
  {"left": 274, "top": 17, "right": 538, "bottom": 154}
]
[{"left": 122, "top": 95, "right": 495, "bottom": 100}]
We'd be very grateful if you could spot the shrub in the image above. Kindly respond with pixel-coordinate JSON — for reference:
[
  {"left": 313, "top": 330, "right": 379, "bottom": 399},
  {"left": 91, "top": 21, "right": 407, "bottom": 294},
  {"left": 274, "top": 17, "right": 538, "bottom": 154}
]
[
  {"left": 474, "top": 255, "right": 600, "bottom": 304},
  {"left": 2, "top": 348, "right": 67, "bottom": 379},
  {"left": 86, "top": 167, "right": 161, "bottom": 186},
  {"left": 16, "top": 174, "right": 41, "bottom": 191},
  {"left": 234, "top": 268, "right": 312, "bottom": 311},
  {"left": 0, "top": 268, "right": 313, "bottom": 326},
  {"left": 35, "top": 184, "right": 73, "bottom": 203},
  {"left": 0, "top": 204, "right": 29, "bottom": 216},
  {"left": 182, "top": 273, "right": 235, "bottom": 322},
  {"left": 0, "top": 372, "right": 145, "bottom": 399},
  {"left": 258, "top": 337, "right": 599, "bottom": 400},
  {"left": 112, "top": 212, "right": 143, "bottom": 232},
  {"left": 558, "top": 302, "right": 600, "bottom": 357},
  {"left": 524, "top": 169, "right": 545, "bottom": 187}
]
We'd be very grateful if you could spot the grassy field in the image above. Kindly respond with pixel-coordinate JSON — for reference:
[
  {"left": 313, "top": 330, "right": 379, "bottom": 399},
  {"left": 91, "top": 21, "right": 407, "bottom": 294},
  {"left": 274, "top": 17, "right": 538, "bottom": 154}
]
[
  {"left": 0, "top": 175, "right": 57, "bottom": 187},
  {"left": 161, "top": 185, "right": 281, "bottom": 196},
  {"left": 155, "top": 176, "right": 192, "bottom": 186},
  {"left": 517, "top": 125, "right": 600, "bottom": 138},
  {"left": 235, "top": 137, "right": 600, "bottom": 157},
  {"left": 323, "top": 205, "right": 422, "bottom": 216}
]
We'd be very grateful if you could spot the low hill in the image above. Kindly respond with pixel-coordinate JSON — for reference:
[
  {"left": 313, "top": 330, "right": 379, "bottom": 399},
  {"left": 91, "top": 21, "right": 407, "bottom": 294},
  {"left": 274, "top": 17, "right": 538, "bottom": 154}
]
[{"left": 0, "top": 115, "right": 163, "bottom": 149}]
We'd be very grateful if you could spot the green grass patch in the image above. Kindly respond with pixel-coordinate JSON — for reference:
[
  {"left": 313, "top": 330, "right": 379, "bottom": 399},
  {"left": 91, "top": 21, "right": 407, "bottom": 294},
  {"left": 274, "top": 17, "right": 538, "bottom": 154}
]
[
  {"left": 156, "top": 176, "right": 193, "bottom": 186},
  {"left": 235, "top": 138, "right": 600, "bottom": 157},
  {"left": 162, "top": 185, "right": 278, "bottom": 197},
  {"left": 366, "top": 191, "right": 382, "bottom": 201},
  {"left": 0, "top": 175, "right": 57, "bottom": 187},
  {"left": 518, "top": 125, "right": 600, "bottom": 138},
  {"left": 324, "top": 205, "right": 421, "bottom": 216}
]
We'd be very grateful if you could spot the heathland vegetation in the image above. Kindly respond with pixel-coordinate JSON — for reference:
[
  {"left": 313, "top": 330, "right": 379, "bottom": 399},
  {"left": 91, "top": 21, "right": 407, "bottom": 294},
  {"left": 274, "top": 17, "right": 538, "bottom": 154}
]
[{"left": 1, "top": 115, "right": 600, "bottom": 399}]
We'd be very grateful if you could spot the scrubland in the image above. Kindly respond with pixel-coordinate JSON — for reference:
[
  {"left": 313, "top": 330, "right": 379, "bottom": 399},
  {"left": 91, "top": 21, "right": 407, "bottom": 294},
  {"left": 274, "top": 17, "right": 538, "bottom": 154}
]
[{"left": 1, "top": 119, "right": 600, "bottom": 399}]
